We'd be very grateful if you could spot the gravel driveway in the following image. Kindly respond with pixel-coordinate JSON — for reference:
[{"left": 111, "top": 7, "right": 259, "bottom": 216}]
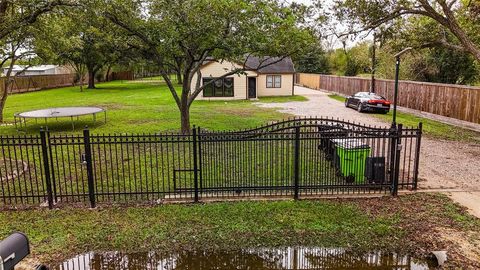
[{"left": 256, "top": 86, "right": 480, "bottom": 216}]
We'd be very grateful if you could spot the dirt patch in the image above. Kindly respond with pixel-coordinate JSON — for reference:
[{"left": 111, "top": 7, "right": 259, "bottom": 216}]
[
  {"left": 0, "top": 159, "right": 29, "bottom": 182},
  {"left": 96, "top": 103, "right": 130, "bottom": 110},
  {"left": 215, "top": 107, "right": 258, "bottom": 117},
  {"left": 127, "top": 119, "right": 158, "bottom": 125},
  {"left": 439, "top": 228, "right": 480, "bottom": 263},
  {"left": 348, "top": 193, "right": 480, "bottom": 268}
]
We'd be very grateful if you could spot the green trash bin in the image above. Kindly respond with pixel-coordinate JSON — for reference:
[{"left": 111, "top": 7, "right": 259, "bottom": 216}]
[{"left": 335, "top": 139, "right": 371, "bottom": 184}]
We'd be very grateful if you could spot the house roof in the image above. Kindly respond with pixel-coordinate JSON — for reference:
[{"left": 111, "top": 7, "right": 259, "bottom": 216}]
[
  {"left": 202, "top": 56, "right": 295, "bottom": 74},
  {"left": 4, "top": 65, "right": 58, "bottom": 72},
  {"left": 244, "top": 56, "right": 295, "bottom": 74}
]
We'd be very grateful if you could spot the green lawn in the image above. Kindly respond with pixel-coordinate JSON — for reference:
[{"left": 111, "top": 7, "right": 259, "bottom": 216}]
[
  {"left": 1, "top": 193, "right": 478, "bottom": 267},
  {"left": 328, "top": 94, "right": 480, "bottom": 142},
  {"left": 3, "top": 200, "right": 397, "bottom": 264},
  {"left": 0, "top": 79, "right": 296, "bottom": 135}
]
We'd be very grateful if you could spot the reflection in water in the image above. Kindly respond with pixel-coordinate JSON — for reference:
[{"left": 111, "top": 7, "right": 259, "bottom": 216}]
[{"left": 55, "top": 247, "right": 436, "bottom": 270}]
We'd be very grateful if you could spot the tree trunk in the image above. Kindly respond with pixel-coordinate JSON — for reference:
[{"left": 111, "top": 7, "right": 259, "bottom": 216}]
[
  {"left": 105, "top": 65, "right": 112, "bottom": 81},
  {"left": 0, "top": 79, "right": 10, "bottom": 123},
  {"left": 435, "top": 3, "right": 480, "bottom": 62},
  {"left": 87, "top": 69, "right": 96, "bottom": 89},
  {"left": 449, "top": 22, "right": 480, "bottom": 62},
  {"left": 176, "top": 69, "right": 183, "bottom": 84},
  {"left": 180, "top": 103, "right": 190, "bottom": 134},
  {"left": 79, "top": 74, "right": 84, "bottom": 92}
]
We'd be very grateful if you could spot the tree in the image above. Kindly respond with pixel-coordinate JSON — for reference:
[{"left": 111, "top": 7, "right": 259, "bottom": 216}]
[
  {"left": 105, "top": 0, "right": 313, "bottom": 133},
  {"left": 0, "top": 0, "right": 72, "bottom": 122},
  {"left": 325, "top": 42, "right": 371, "bottom": 76},
  {"left": 0, "top": 0, "right": 75, "bottom": 40},
  {"left": 331, "top": 0, "right": 480, "bottom": 62},
  {"left": 0, "top": 34, "right": 35, "bottom": 122},
  {"left": 293, "top": 38, "right": 330, "bottom": 74},
  {"left": 35, "top": 3, "right": 131, "bottom": 90},
  {"left": 423, "top": 47, "right": 478, "bottom": 84}
]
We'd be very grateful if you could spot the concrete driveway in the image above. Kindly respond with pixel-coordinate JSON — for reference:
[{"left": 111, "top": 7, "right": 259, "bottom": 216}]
[{"left": 256, "top": 86, "right": 480, "bottom": 217}]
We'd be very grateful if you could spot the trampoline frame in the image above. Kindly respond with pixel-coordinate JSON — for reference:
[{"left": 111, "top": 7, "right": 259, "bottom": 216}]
[{"left": 14, "top": 107, "right": 107, "bottom": 131}]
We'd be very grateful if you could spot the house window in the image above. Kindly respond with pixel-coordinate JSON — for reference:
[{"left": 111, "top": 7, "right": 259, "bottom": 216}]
[
  {"left": 266, "top": 75, "right": 281, "bottom": 88},
  {"left": 203, "top": 77, "right": 234, "bottom": 97}
]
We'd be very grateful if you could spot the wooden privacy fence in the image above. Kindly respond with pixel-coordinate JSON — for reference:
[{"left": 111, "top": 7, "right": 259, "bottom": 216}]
[
  {"left": 0, "top": 74, "right": 79, "bottom": 94},
  {"left": 1, "top": 71, "right": 135, "bottom": 95},
  {"left": 296, "top": 73, "right": 480, "bottom": 124},
  {"left": 107, "top": 71, "right": 135, "bottom": 81}
]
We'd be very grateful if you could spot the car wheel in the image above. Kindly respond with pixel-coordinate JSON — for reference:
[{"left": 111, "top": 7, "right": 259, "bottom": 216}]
[
  {"left": 344, "top": 100, "right": 349, "bottom": 107},
  {"left": 357, "top": 103, "right": 363, "bottom": 113},
  {"left": 381, "top": 110, "right": 389, "bottom": 114}
]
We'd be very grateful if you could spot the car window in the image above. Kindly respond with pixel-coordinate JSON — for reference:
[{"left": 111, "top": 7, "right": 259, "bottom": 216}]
[{"left": 368, "top": 93, "right": 385, "bottom": 100}]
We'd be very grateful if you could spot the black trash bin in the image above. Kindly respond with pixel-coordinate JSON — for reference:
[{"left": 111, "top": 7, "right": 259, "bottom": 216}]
[
  {"left": 317, "top": 125, "right": 349, "bottom": 161},
  {"left": 365, "top": 157, "right": 386, "bottom": 184}
]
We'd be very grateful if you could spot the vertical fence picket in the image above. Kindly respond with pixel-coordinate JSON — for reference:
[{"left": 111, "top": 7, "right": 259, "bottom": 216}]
[
  {"left": 40, "top": 129, "right": 54, "bottom": 209},
  {"left": 83, "top": 128, "right": 96, "bottom": 208},
  {"left": 392, "top": 124, "right": 403, "bottom": 196},
  {"left": 293, "top": 126, "right": 300, "bottom": 200},
  {"left": 413, "top": 123, "right": 423, "bottom": 190},
  {"left": 192, "top": 127, "right": 199, "bottom": 203},
  {"left": 388, "top": 126, "right": 397, "bottom": 195},
  {"left": 197, "top": 127, "right": 203, "bottom": 195}
]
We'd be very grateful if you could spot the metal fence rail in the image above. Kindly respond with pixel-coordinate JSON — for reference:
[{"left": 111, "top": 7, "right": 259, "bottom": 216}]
[{"left": 0, "top": 118, "right": 422, "bottom": 209}]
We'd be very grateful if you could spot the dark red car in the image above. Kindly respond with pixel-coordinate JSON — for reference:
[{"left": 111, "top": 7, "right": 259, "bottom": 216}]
[{"left": 345, "top": 92, "right": 391, "bottom": 114}]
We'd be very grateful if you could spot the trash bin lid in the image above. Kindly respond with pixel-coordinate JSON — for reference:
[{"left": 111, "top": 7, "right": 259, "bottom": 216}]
[{"left": 334, "top": 139, "right": 370, "bottom": 149}]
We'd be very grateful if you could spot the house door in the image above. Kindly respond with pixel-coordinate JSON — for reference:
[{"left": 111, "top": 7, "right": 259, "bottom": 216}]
[{"left": 248, "top": 77, "right": 257, "bottom": 99}]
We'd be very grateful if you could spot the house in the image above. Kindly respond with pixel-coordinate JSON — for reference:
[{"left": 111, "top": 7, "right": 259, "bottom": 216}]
[
  {"left": 2, "top": 65, "right": 73, "bottom": 76},
  {"left": 191, "top": 57, "right": 295, "bottom": 100}
]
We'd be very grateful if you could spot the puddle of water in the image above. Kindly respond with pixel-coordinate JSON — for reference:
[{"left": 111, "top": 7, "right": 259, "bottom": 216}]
[{"left": 54, "top": 247, "right": 437, "bottom": 270}]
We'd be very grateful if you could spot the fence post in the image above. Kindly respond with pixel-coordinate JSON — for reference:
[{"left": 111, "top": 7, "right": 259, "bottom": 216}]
[
  {"left": 192, "top": 126, "right": 199, "bottom": 203},
  {"left": 293, "top": 126, "right": 300, "bottom": 200},
  {"left": 40, "top": 128, "right": 54, "bottom": 209},
  {"left": 392, "top": 124, "right": 403, "bottom": 196},
  {"left": 83, "top": 127, "right": 96, "bottom": 208},
  {"left": 388, "top": 126, "right": 396, "bottom": 194},
  {"left": 413, "top": 122, "right": 422, "bottom": 190},
  {"left": 197, "top": 126, "right": 203, "bottom": 192}
]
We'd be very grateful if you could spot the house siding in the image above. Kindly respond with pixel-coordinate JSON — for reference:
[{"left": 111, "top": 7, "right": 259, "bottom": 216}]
[
  {"left": 191, "top": 61, "right": 257, "bottom": 100},
  {"left": 257, "top": 74, "right": 294, "bottom": 96}
]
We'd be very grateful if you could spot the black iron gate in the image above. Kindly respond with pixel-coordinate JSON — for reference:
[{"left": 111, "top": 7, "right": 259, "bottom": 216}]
[{"left": 195, "top": 118, "right": 421, "bottom": 201}]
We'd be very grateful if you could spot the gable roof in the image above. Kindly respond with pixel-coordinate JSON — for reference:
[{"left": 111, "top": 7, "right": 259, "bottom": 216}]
[
  {"left": 201, "top": 56, "right": 295, "bottom": 74},
  {"left": 245, "top": 56, "right": 295, "bottom": 74}
]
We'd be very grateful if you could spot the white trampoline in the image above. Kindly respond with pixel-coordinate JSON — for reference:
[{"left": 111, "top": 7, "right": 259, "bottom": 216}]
[{"left": 14, "top": 107, "right": 107, "bottom": 130}]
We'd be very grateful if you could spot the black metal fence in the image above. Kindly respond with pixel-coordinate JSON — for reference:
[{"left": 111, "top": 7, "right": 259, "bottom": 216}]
[{"left": 0, "top": 118, "right": 422, "bottom": 209}]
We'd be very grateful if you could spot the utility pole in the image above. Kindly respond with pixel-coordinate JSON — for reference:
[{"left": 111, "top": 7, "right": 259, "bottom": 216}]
[{"left": 370, "top": 32, "right": 376, "bottom": 93}]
